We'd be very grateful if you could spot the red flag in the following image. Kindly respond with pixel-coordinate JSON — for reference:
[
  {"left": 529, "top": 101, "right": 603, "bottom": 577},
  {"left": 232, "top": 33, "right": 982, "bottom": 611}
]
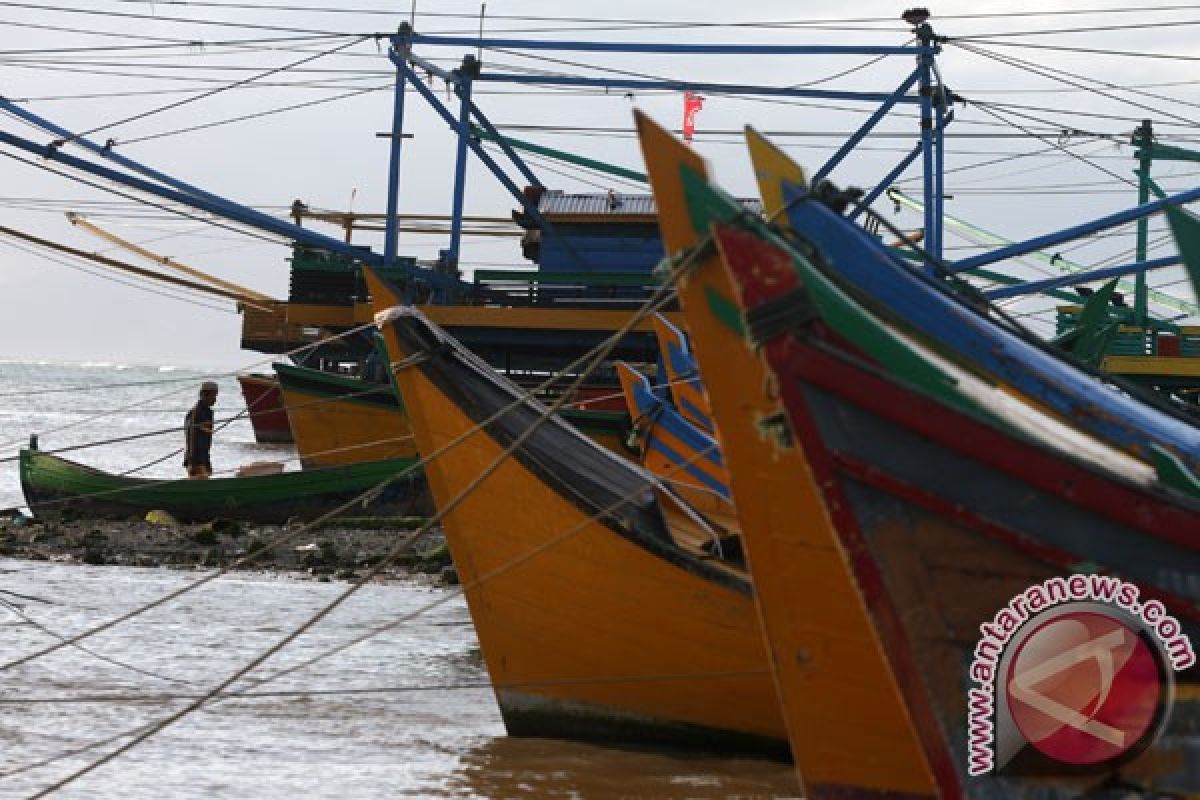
[{"left": 682, "top": 91, "right": 705, "bottom": 143}]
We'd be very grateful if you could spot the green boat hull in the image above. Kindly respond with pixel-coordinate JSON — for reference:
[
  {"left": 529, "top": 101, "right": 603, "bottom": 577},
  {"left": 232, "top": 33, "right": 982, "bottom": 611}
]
[{"left": 19, "top": 449, "right": 430, "bottom": 524}]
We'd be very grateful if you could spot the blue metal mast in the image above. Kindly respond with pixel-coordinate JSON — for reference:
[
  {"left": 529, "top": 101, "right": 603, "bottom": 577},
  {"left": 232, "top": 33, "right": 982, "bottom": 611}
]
[{"left": 382, "top": 27, "right": 411, "bottom": 275}]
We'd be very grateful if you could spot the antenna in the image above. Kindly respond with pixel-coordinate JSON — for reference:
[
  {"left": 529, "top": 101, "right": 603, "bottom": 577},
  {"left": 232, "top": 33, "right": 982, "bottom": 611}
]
[{"left": 478, "top": 3, "right": 486, "bottom": 63}]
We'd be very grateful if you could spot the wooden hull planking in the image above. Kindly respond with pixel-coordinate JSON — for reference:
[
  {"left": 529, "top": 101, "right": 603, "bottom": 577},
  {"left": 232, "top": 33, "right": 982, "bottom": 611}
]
[
  {"left": 374, "top": 303, "right": 790, "bottom": 758},
  {"left": 636, "top": 111, "right": 945, "bottom": 798},
  {"left": 274, "top": 363, "right": 418, "bottom": 468},
  {"left": 711, "top": 217, "right": 1200, "bottom": 796}
]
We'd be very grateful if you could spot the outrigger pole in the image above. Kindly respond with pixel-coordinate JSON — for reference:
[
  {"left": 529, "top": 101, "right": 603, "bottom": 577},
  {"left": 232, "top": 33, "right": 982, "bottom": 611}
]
[
  {"left": 1, "top": 14, "right": 946, "bottom": 293},
  {"left": 0, "top": 112, "right": 470, "bottom": 294}
]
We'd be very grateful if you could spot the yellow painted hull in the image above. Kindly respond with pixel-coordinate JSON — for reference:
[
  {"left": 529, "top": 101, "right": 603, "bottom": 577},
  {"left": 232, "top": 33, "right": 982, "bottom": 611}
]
[
  {"left": 638, "top": 113, "right": 940, "bottom": 797},
  {"left": 373, "top": 296, "right": 789, "bottom": 756},
  {"left": 276, "top": 374, "right": 417, "bottom": 468}
]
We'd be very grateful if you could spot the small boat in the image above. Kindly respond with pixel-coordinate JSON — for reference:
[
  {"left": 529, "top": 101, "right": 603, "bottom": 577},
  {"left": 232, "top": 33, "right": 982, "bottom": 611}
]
[
  {"left": 373, "top": 302, "right": 789, "bottom": 757},
  {"left": 643, "top": 114, "right": 1200, "bottom": 796},
  {"left": 236, "top": 372, "right": 293, "bottom": 444},
  {"left": 274, "top": 362, "right": 419, "bottom": 468},
  {"left": 651, "top": 314, "right": 714, "bottom": 432},
  {"left": 638, "top": 110, "right": 942, "bottom": 796},
  {"left": 20, "top": 447, "right": 429, "bottom": 523},
  {"left": 614, "top": 361, "right": 733, "bottom": 520}
]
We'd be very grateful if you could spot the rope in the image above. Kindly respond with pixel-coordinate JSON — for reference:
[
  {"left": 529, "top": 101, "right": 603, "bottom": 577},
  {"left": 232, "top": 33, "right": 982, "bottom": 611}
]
[
  {"left": 0, "top": 597, "right": 193, "bottom": 687},
  {"left": 0, "top": 270, "right": 687, "bottom": 674},
  {"left": 0, "top": 320, "right": 379, "bottom": 453},
  {"left": 4, "top": 438, "right": 726, "bottom": 786},
  {"left": 19, "top": 248, "right": 698, "bottom": 795}
]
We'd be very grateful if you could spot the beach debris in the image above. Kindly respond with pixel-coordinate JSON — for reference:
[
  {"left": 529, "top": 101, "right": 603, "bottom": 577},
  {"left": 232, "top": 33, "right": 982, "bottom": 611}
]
[{"left": 145, "top": 510, "right": 179, "bottom": 526}]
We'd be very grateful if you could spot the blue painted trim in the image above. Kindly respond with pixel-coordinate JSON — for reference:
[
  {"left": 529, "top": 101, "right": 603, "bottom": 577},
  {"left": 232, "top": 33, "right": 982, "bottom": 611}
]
[
  {"left": 624, "top": 368, "right": 729, "bottom": 499},
  {"left": 778, "top": 181, "right": 1200, "bottom": 468},
  {"left": 677, "top": 395, "right": 714, "bottom": 434},
  {"left": 646, "top": 437, "right": 730, "bottom": 500}
]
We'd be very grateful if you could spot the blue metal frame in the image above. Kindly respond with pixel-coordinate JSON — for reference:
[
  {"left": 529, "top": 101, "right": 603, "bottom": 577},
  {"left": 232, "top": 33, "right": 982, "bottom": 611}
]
[
  {"left": 408, "top": 34, "right": 925, "bottom": 56},
  {"left": 811, "top": 68, "right": 921, "bottom": 186},
  {"left": 917, "top": 52, "right": 937, "bottom": 268},
  {"left": 468, "top": 101, "right": 541, "bottom": 188},
  {"left": 951, "top": 185, "right": 1200, "bottom": 274},
  {"left": 389, "top": 49, "right": 589, "bottom": 271},
  {"left": 447, "top": 55, "right": 478, "bottom": 270},
  {"left": 472, "top": 73, "right": 921, "bottom": 104},
  {"left": 0, "top": 97, "right": 226, "bottom": 205},
  {"left": 383, "top": 39, "right": 409, "bottom": 274},
  {"left": 0, "top": 126, "right": 472, "bottom": 291},
  {"left": 848, "top": 142, "right": 923, "bottom": 222},
  {"left": 984, "top": 256, "right": 1181, "bottom": 300}
]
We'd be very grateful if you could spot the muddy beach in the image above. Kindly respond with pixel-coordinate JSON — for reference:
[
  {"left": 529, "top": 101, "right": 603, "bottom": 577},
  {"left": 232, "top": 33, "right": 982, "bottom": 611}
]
[{"left": 0, "top": 512, "right": 454, "bottom": 584}]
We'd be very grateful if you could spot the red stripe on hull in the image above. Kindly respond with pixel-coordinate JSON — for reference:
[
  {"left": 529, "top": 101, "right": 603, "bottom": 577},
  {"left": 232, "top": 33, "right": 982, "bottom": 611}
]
[{"left": 237, "top": 374, "right": 293, "bottom": 444}]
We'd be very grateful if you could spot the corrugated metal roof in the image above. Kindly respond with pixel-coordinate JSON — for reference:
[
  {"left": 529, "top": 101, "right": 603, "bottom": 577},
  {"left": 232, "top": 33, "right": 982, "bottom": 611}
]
[{"left": 535, "top": 190, "right": 762, "bottom": 218}]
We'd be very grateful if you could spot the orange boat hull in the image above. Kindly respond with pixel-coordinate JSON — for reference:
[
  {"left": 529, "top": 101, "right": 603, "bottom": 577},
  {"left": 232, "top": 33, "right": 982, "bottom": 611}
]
[
  {"left": 375, "top": 301, "right": 789, "bottom": 756},
  {"left": 274, "top": 365, "right": 418, "bottom": 468}
]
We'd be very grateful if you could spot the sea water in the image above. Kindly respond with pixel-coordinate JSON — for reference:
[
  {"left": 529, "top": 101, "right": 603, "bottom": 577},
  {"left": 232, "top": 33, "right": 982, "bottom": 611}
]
[
  {"left": 0, "top": 361, "right": 278, "bottom": 511},
  {"left": 0, "top": 363, "right": 799, "bottom": 799}
]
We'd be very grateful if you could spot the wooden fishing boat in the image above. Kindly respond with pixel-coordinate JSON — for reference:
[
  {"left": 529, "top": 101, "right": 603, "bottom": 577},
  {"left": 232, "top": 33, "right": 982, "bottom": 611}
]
[
  {"left": 637, "top": 111, "right": 944, "bottom": 797},
  {"left": 713, "top": 217, "right": 1200, "bottom": 798},
  {"left": 236, "top": 373, "right": 293, "bottom": 444},
  {"left": 614, "top": 361, "right": 733, "bottom": 520},
  {"left": 646, "top": 116, "right": 1200, "bottom": 794},
  {"left": 651, "top": 314, "right": 713, "bottom": 432},
  {"left": 274, "top": 362, "right": 419, "bottom": 468},
  {"left": 19, "top": 447, "right": 428, "bottom": 523},
  {"left": 744, "top": 128, "right": 1200, "bottom": 473},
  {"left": 372, "top": 303, "right": 790, "bottom": 757}
]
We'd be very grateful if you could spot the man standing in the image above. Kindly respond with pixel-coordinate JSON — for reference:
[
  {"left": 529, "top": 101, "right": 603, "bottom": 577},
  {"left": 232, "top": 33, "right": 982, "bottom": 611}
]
[{"left": 184, "top": 381, "right": 218, "bottom": 479}]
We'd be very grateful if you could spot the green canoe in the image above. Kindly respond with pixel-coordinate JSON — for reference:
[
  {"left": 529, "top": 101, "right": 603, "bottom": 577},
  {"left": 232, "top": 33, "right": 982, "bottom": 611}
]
[{"left": 19, "top": 448, "right": 430, "bottom": 523}]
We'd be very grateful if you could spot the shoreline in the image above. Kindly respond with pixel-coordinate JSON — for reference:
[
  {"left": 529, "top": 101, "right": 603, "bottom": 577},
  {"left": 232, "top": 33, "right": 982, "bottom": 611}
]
[{"left": 0, "top": 514, "right": 454, "bottom": 584}]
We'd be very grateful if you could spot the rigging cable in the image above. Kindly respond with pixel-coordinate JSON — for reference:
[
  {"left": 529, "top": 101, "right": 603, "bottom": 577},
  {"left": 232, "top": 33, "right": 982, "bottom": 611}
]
[{"left": 64, "top": 35, "right": 372, "bottom": 145}]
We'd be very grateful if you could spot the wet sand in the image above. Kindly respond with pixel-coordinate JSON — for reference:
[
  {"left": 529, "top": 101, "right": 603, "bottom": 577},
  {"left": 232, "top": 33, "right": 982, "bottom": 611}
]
[{"left": 0, "top": 514, "right": 454, "bottom": 583}]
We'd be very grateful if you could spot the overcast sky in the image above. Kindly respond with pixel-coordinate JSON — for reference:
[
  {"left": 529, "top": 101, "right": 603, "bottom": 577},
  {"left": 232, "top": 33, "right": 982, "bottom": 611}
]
[{"left": 0, "top": 0, "right": 1198, "bottom": 369}]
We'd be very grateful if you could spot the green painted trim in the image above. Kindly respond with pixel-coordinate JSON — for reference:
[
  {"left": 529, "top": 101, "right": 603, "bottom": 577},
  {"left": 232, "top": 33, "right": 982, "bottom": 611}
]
[
  {"left": 1148, "top": 443, "right": 1200, "bottom": 500},
  {"left": 20, "top": 448, "right": 421, "bottom": 510},
  {"left": 472, "top": 125, "right": 649, "bottom": 184},
  {"left": 274, "top": 363, "right": 404, "bottom": 411},
  {"left": 474, "top": 269, "right": 659, "bottom": 287},
  {"left": 677, "top": 166, "right": 997, "bottom": 424},
  {"left": 704, "top": 285, "right": 747, "bottom": 337}
]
